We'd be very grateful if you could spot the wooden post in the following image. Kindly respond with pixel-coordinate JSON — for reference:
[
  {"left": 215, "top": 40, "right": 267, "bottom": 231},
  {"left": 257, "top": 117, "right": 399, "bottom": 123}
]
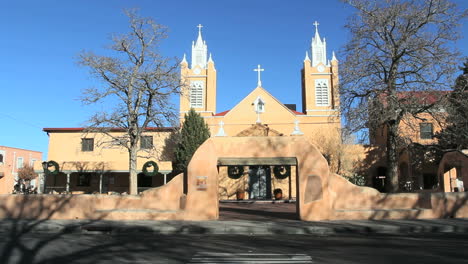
[
  {"left": 99, "top": 173, "right": 103, "bottom": 194},
  {"left": 66, "top": 173, "right": 70, "bottom": 193}
]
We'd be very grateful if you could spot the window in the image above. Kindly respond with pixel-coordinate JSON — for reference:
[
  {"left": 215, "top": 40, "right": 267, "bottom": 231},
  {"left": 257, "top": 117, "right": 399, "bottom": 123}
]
[
  {"left": 420, "top": 123, "right": 433, "bottom": 139},
  {"left": 30, "top": 159, "right": 37, "bottom": 167},
  {"left": 81, "top": 138, "right": 94, "bottom": 152},
  {"left": 0, "top": 154, "right": 3, "bottom": 163},
  {"left": 77, "top": 173, "right": 91, "bottom": 186},
  {"left": 190, "top": 81, "right": 204, "bottom": 108},
  {"left": 17, "top": 157, "right": 24, "bottom": 169},
  {"left": 315, "top": 79, "right": 329, "bottom": 106},
  {"left": 140, "top": 136, "right": 153, "bottom": 149}
]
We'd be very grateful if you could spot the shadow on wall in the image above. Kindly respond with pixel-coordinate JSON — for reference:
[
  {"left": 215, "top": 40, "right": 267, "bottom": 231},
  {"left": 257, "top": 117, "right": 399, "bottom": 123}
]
[
  {"left": 0, "top": 195, "right": 107, "bottom": 263},
  {"left": 0, "top": 193, "right": 210, "bottom": 263},
  {"left": 329, "top": 173, "right": 468, "bottom": 220}
]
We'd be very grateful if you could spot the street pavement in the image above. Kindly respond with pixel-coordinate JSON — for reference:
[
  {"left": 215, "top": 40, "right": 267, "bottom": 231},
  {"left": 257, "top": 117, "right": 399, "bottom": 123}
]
[{"left": 0, "top": 202, "right": 467, "bottom": 236}]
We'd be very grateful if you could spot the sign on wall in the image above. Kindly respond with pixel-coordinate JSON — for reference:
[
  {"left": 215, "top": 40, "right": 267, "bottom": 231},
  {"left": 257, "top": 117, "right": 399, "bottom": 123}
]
[{"left": 196, "top": 176, "right": 207, "bottom": 191}]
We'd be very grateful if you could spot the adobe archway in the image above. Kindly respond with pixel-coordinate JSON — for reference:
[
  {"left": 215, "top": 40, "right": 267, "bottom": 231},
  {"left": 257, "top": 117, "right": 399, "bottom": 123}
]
[{"left": 183, "top": 136, "right": 332, "bottom": 221}]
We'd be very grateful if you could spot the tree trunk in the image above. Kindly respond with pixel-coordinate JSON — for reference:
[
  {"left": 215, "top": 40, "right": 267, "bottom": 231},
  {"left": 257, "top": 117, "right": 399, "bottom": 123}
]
[
  {"left": 129, "top": 147, "right": 138, "bottom": 195},
  {"left": 386, "top": 123, "right": 399, "bottom": 192}
]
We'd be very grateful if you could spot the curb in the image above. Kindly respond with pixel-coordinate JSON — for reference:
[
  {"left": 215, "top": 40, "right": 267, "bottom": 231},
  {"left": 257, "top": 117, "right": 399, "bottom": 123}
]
[{"left": 1, "top": 219, "right": 468, "bottom": 235}]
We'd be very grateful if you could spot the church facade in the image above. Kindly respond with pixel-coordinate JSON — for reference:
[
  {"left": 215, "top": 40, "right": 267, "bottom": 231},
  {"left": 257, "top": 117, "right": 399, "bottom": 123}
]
[
  {"left": 179, "top": 24, "right": 343, "bottom": 200},
  {"left": 180, "top": 23, "right": 341, "bottom": 139}
]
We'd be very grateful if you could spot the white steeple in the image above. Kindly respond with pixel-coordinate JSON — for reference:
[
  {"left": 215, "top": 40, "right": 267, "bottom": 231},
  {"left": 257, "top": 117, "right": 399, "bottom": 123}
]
[
  {"left": 311, "top": 21, "right": 327, "bottom": 67},
  {"left": 181, "top": 53, "right": 187, "bottom": 64},
  {"left": 331, "top": 51, "right": 338, "bottom": 61},
  {"left": 208, "top": 53, "right": 214, "bottom": 63},
  {"left": 191, "top": 24, "right": 208, "bottom": 69},
  {"left": 304, "top": 51, "right": 310, "bottom": 61}
]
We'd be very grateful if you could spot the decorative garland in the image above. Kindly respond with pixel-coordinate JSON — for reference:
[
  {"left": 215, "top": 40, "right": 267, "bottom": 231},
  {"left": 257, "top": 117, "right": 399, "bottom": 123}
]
[
  {"left": 227, "top": 165, "right": 244, "bottom": 179},
  {"left": 46, "top": 160, "right": 60, "bottom": 175},
  {"left": 273, "top": 165, "right": 291, "bottom": 179},
  {"left": 142, "top": 161, "right": 159, "bottom": 176}
]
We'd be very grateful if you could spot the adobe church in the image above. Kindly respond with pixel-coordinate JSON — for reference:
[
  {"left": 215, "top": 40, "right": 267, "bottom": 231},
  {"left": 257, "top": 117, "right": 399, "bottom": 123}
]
[{"left": 179, "top": 23, "right": 343, "bottom": 200}]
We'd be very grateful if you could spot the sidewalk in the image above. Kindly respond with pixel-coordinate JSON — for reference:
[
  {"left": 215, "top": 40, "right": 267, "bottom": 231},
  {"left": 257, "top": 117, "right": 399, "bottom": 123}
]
[{"left": 1, "top": 218, "right": 468, "bottom": 235}]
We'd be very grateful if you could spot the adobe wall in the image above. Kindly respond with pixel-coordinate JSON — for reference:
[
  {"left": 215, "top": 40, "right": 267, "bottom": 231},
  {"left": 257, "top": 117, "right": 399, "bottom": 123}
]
[
  {"left": 0, "top": 173, "right": 186, "bottom": 221},
  {"left": 0, "top": 136, "right": 467, "bottom": 221}
]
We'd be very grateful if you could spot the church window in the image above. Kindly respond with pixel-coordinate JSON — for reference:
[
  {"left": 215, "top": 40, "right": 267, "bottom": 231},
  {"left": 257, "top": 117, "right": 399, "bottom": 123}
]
[
  {"left": 315, "top": 79, "right": 329, "bottom": 106},
  {"left": 190, "top": 81, "right": 204, "bottom": 108}
]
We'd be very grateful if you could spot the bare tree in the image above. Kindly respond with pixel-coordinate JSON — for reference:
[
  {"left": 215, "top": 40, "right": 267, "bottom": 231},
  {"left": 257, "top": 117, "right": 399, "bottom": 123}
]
[
  {"left": 78, "top": 9, "right": 181, "bottom": 195},
  {"left": 340, "top": 0, "right": 467, "bottom": 192}
]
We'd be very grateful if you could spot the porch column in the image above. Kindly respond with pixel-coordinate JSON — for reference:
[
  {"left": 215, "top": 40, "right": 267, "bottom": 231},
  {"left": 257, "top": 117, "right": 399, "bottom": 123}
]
[
  {"left": 66, "top": 173, "right": 70, "bottom": 193},
  {"left": 163, "top": 173, "right": 167, "bottom": 185},
  {"left": 38, "top": 173, "right": 44, "bottom": 194},
  {"left": 99, "top": 173, "right": 103, "bottom": 194}
]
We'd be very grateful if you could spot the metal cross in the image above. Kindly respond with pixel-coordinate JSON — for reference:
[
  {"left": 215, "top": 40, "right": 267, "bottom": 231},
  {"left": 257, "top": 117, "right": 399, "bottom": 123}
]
[
  {"left": 253, "top": 64, "right": 264, "bottom": 87},
  {"left": 197, "top": 24, "right": 203, "bottom": 33},
  {"left": 313, "top": 21, "right": 319, "bottom": 31}
]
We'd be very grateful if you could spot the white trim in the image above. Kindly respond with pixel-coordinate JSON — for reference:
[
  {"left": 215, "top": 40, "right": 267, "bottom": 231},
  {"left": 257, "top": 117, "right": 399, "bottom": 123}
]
[
  {"left": 180, "top": 111, "right": 214, "bottom": 114},
  {"left": 306, "top": 109, "right": 339, "bottom": 112},
  {"left": 202, "top": 115, "right": 224, "bottom": 118},
  {"left": 303, "top": 114, "right": 340, "bottom": 117}
]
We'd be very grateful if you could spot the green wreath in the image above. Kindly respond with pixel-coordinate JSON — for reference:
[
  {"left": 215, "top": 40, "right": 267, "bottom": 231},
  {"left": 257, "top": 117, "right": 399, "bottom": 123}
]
[
  {"left": 46, "top": 160, "right": 60, "bottom": 175},
  {"left": 273, "top": 165, "right": 290, "bottom": 179},
  {"left": 227, "top": 165, "right": 244, "bottom": 179},
  {"left": 142, "top": 161, "right": 159, "bottom": 176}
]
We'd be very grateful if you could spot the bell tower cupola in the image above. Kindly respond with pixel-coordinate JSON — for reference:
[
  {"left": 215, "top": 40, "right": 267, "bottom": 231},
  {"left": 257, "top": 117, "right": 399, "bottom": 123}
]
[
  {"left": 180, "top": 24, "right": 217, "bottom": 120},
  {"left": 301, "top": 21, "right": 340, "bottom": 119}
]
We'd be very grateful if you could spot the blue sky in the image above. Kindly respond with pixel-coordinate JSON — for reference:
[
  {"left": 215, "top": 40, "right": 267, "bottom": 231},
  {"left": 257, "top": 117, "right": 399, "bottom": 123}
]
[{"left": 1, "top": 0, "right": 467, "bottom": 159}]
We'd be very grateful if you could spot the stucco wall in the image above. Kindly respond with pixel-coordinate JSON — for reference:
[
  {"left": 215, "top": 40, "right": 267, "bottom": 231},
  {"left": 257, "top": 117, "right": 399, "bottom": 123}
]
[
  {"left": 0, "top": 173, "right": 185, "bottom": 220},
  {"left": 1, "top": 137, "right": 467, "bottom": 221}
]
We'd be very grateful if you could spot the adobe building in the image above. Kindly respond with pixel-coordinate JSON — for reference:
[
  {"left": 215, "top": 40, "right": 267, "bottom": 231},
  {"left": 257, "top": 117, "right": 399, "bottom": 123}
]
[
  {"left": 0, "top": 146, "right": 42, "bottom": 194},
  {"left": 40, "top": 22, "right": 344, "bottom": 199}
]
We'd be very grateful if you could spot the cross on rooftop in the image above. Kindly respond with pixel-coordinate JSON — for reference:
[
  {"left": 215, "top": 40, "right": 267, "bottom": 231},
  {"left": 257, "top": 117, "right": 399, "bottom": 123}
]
[
  {"left": 253, "top": 64, "right": 264, "bottom": 87},
  {"left": 313, "top": 21, "right": 319, "bottom": 31},
  {"left": 197, "top": 24, "right": 203, "bottom": 33}
]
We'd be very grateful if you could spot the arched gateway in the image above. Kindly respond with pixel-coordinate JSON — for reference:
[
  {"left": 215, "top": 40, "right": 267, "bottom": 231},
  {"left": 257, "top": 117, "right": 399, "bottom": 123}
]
[{"left": 183, "top": 136, "right": 332, "bottom": 221}]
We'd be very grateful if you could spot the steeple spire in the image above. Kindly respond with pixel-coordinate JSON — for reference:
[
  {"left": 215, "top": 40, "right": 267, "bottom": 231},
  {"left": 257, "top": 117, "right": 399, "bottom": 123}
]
[
  {"left": 191, "top": 24, "right": 208, "bottom": 69},
  {"left": 311, "top": 20, "right": 327, "bottom": 67},
  {"left": 195, "top": 24, "right": 203, "bottom": 46},
  {"left": 313, "top": 21, "right": 320, "bottom": 40}
]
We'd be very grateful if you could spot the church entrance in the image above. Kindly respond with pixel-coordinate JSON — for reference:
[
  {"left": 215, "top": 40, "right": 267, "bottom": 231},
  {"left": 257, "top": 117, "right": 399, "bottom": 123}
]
[
  {"left": 248, "top": 166, "right": 272, "bottom": 200},
  {"left": 217, "top": 157, "right": 298, "bottom": 220}
]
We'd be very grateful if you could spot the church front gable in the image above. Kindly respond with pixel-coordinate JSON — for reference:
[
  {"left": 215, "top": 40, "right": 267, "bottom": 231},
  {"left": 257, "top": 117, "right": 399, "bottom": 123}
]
[{"left": 206, "top": 87, "right": 302, "bottom": 137}]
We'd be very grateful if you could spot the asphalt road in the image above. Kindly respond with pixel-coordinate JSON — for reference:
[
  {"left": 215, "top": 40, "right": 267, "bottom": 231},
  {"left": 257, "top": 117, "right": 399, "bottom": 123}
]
[{"left": 1, "top": 232, "right": 468, "bottom": 264}]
